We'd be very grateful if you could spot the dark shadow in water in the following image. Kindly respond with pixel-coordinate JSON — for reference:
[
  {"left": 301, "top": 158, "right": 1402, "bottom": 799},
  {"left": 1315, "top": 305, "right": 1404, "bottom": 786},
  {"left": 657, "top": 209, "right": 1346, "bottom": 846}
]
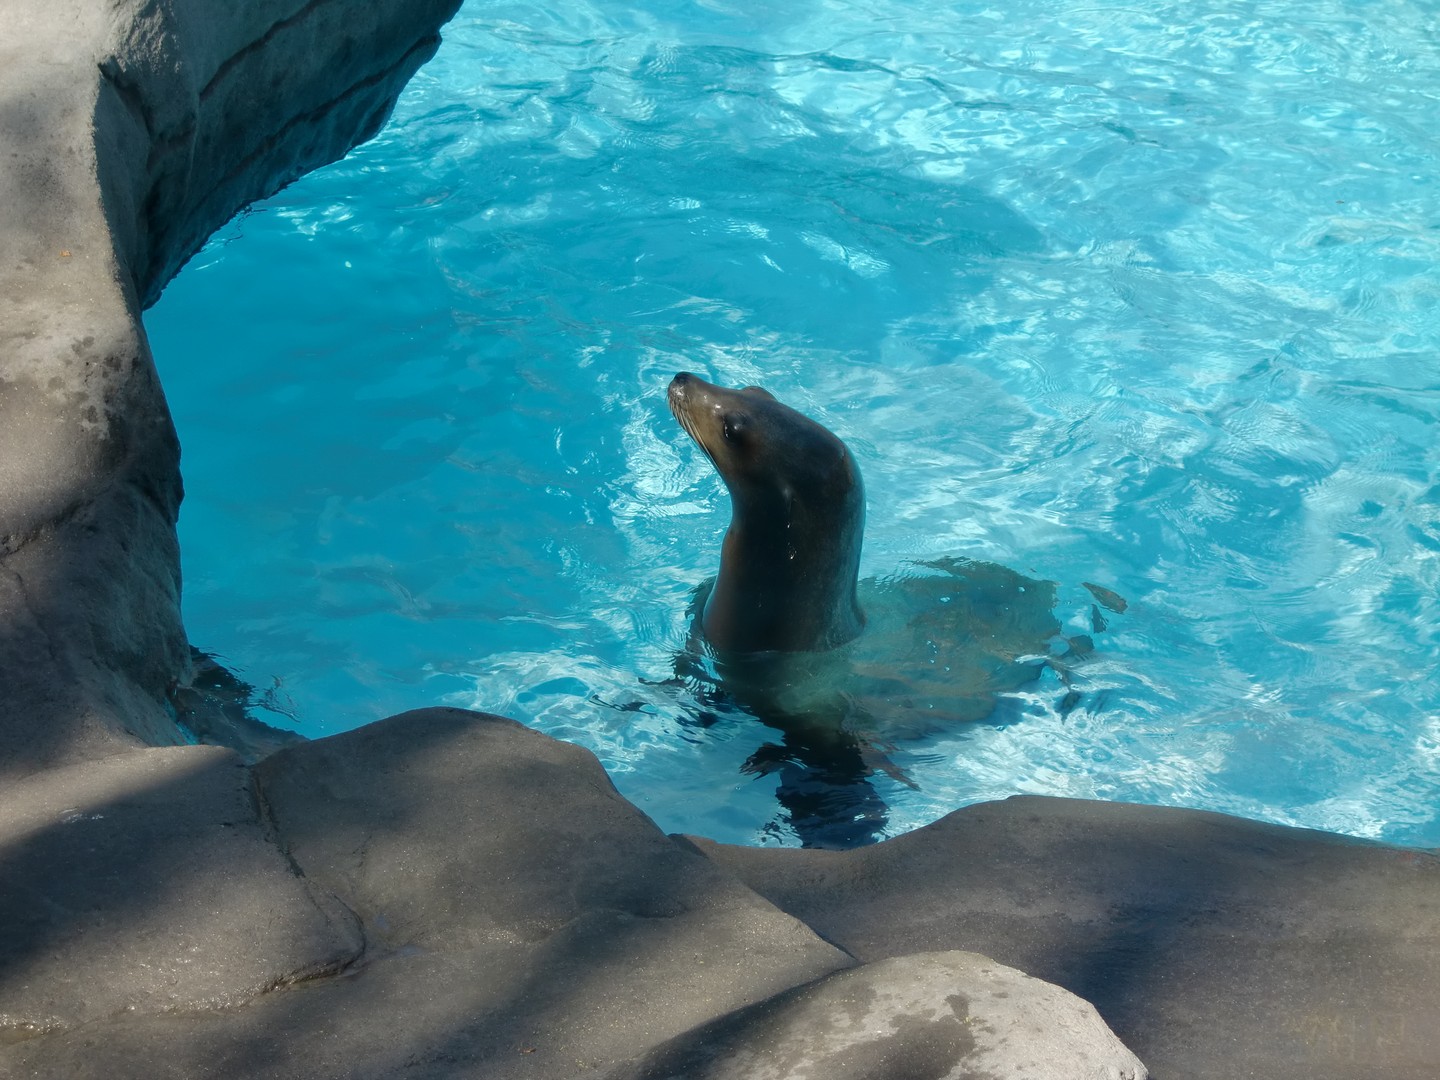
[
  {"left": 648, "top": 558, "right": 1117, "bottom": 849},
  {"left": 169, "top": 648, "right": 305, "bottom": 762},
  {"left": 671, "top": 652, "right": 895, "bottom": 849}
]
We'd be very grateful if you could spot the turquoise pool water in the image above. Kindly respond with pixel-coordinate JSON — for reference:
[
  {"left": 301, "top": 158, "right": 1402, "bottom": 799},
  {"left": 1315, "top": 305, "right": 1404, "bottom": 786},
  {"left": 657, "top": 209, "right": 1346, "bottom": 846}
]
[{"left": 146, "top": 0, "right": 1440, "bottom": 847}]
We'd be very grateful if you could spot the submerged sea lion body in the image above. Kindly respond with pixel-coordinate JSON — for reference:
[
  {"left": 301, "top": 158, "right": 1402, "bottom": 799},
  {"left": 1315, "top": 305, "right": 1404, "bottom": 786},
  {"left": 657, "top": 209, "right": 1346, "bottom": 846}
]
[{"left": 667, "top": 371, "right": 865, "bottom": 656}]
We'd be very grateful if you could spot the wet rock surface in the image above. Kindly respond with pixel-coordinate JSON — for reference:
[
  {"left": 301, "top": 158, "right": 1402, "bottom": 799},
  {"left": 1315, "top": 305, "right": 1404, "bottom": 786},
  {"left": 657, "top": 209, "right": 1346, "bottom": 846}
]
[{"left": 170, "top": 648, "right": 304, "bottom": 762}]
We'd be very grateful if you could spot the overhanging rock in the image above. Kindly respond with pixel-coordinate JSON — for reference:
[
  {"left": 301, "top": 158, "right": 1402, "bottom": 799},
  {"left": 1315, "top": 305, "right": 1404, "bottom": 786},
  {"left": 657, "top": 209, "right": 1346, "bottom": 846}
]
[{"left": 0, "top": 0, "right": 463, "bottom": 777}]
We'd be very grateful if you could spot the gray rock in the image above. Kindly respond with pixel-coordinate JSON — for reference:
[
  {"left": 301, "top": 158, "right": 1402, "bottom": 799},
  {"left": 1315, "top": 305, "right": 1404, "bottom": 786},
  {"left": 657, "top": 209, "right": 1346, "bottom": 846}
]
[
  {"left": 612, "top": 950, "right": 1148, "bottom": 1080},
  {"left": 97, "top": 0, "right": 464, "bottom": 308},
  {"left": 3, "top": 709, "right": 853, "bottom": 1078},
  {"left": 0, "top": 0, "right": 462, "bottom": 778},
  {"left": 686, "top": 795, "right": 1440, "bottom": 1080},
  {"left": 0, "top": 744, "right": 361, "bottom": 1041},
  {"left": 251, "top": 708, "right": 853, "bottom": 1070}
]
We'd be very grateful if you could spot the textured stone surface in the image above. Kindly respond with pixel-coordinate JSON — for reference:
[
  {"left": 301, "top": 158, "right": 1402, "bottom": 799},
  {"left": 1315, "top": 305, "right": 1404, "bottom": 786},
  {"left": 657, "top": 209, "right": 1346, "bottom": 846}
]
[
  {"left": 10, "top": 702, "right": 1435, "bottom": 1079},
  {"left": 3, "top": 709, "right": 854, "bottom": 1078},
  {"left": 687, "top": 796, "right": 1440, "bottom": 1080},
  {"left": 612, "top": 950, "right": 1148, "bottom": 1080},
  {"left": 252, "top": 708, "right": 853, "bottom": 1071},
  {"left": 0, "top": 0, "right": 462, "bottom": 778},
  {"left": 0, "top": 744, "right": 362, "bottom": 1041}
]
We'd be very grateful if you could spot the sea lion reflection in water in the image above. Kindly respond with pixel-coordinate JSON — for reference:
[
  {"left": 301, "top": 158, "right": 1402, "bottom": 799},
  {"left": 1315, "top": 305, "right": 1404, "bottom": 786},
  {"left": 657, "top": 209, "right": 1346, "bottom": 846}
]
[{"left": 666, "top": 372, "right": 1099, "bottom": 849}]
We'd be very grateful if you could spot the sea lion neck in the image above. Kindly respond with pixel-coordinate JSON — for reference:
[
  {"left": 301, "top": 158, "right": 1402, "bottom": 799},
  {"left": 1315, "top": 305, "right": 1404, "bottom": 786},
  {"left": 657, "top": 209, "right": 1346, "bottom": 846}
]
[{"left": 710, "top": 501, "right": 865, "bottom": 654}]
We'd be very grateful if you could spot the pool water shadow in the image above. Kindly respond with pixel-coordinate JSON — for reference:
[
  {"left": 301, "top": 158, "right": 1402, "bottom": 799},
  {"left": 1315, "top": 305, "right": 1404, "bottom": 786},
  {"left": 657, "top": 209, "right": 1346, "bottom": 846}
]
[{"left": 169, "top": 649, "right": 304, "bottom": 763}]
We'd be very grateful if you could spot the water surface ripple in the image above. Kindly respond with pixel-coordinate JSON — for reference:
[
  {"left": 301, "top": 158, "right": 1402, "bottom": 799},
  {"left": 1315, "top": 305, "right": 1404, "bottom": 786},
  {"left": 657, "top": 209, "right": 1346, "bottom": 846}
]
[{"left": 148, "top": 0, "right": 1440, "bottom": 847}]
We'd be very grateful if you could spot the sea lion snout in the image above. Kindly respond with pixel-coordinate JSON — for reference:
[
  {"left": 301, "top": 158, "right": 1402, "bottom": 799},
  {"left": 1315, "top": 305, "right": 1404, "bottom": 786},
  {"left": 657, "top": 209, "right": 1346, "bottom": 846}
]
[
  {"left": 667, "top": 371, "right": 695, "bottom": 406},
  {"left": 668, "top": 372, "right": 717, "bottom": 457},
  {"left": 667, "top": 371, "right": 713, "bottom": 432}
]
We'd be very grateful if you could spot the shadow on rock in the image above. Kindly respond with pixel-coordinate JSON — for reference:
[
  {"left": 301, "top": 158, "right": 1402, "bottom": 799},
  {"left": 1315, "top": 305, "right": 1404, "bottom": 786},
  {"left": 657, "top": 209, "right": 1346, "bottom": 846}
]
[
  {"left": 1, "top": 707, "right": 846, "bottom": 1079},
  {"left": 686, "top": 797, "right": 1440, "bottom": 1080},
  {"left": 0, "top": 744, "right": 362, "bottom": 1042}
]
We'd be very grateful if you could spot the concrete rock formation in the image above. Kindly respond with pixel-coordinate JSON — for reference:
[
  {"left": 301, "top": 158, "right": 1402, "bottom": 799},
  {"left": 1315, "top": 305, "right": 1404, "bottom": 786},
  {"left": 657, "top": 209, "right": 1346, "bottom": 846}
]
[
  {"left": 6, "top": 704, "right": 1436, "bottom": 1078},
  {"left": 0, "top": 0, "right": 461, "bottom": 778},
  {"left": 0, "top": 709, "right": 1148, "bottom": 1079},
  {"left": 612, "top": 950, "right": 1147, "bottom": 1080},
  {"left": 688, "top": 798, "right": 1440, "bottom": 1080},
  {"left": 1, "top": 1, "right": 1435, "bottom": 1078}
]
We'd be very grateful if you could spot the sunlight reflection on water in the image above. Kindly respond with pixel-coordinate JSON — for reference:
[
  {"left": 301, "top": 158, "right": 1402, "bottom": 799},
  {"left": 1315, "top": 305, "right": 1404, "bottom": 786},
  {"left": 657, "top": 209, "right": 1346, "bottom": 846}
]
[{"left": 149, "top": 0, "right": 1440, "bottom": 847}]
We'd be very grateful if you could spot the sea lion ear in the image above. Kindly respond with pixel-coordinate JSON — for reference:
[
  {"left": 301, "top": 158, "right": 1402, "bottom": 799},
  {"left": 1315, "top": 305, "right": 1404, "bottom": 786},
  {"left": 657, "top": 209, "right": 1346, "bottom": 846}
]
[{"left": 741, "top": 385, "right": 777, "bottom": 402}]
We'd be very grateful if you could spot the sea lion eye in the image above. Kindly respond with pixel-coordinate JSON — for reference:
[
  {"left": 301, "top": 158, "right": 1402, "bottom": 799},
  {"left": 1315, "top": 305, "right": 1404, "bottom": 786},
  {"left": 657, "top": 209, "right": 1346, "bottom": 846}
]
[{"left": 721, "top": 414, "right": 746, "bottom": 443}]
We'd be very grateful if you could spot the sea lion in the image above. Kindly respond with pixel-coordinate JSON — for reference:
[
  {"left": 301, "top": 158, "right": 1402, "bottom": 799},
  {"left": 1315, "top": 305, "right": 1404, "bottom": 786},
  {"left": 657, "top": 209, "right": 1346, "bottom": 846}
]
[
  {"left": 663, "top": 371, "right": 1117, "bottom": 848},
  {"left": 668, "top": 371, "right": 865, "bottom": 655}
]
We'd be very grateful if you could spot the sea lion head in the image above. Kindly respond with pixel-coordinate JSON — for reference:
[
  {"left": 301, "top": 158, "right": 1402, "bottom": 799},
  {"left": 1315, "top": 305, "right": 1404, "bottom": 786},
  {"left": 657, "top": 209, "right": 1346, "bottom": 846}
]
[{"left": 668, "top": 371, "right": 865, "bottom": 655}]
